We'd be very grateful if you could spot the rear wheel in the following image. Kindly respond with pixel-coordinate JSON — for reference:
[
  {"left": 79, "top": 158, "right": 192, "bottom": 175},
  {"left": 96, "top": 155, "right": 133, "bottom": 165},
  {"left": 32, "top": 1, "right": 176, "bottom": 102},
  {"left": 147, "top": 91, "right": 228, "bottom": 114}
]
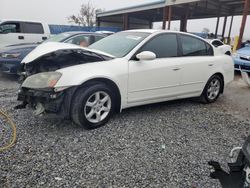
[
  {"left": 71, "top": 83, "right": 115, "bottom": 129},
  {"left": 200, "top": 75, "right": 223, "bottom": 103}
]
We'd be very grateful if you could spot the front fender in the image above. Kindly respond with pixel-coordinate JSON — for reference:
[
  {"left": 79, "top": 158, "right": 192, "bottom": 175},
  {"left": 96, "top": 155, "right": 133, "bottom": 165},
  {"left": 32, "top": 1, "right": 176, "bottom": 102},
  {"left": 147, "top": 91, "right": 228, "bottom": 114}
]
[{"left": 55, "top": 58, "right": 129, "bottom": 108}]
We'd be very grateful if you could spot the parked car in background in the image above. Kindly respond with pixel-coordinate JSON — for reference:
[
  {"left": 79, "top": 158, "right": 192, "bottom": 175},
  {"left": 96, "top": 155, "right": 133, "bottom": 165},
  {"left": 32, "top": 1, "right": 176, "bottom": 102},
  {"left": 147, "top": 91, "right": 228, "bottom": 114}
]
[
  {"left": 0, "top": 19, "right": 116, "bottom": 48},
  {"left": 205, "top": 39, "right": 232, "bottom": 55},
  {"left": 0, "top": 19, "right": 51, "bottom": 48},
  {"left": 0, "top": 32, "right": 107, "bottom": 74},
  {"left": 96, "top": 31, "right": 115, "bottom": 35},
  {"left": 233, "top": 43, "right": 250, "bottom": 72},
  {"left": 18, "top": 30, "right": 234, "bottom": 129}
]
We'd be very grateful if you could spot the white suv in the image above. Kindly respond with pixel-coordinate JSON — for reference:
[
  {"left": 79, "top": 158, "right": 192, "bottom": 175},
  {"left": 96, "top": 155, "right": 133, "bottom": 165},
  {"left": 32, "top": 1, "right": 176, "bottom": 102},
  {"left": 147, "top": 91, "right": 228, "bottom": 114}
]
[{"left": 18, "top": 30, "right": 234, "bottom": 129}]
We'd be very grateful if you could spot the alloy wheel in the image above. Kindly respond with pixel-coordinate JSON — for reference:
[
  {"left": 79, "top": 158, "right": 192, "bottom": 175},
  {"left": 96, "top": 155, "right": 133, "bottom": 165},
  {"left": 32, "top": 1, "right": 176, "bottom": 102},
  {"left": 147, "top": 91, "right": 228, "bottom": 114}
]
[{"left": 84, "top": 91, "right": 111, "bottom": 123}]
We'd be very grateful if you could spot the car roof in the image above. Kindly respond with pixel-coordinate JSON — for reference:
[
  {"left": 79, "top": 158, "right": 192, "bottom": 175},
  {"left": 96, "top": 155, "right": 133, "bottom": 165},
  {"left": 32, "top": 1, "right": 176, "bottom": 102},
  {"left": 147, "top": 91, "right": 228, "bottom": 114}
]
[
  {"left": 122, "top": 29, "right": 209, "bottom": 41},
  {"left": 0, "top": 19, "right": 46, "bottom": 24},
  {"left": 63, "top": 31, "right": 105, "bottom": 35},
  {"left": 122, "top": 29, "right": 204, "bottom": 36}
]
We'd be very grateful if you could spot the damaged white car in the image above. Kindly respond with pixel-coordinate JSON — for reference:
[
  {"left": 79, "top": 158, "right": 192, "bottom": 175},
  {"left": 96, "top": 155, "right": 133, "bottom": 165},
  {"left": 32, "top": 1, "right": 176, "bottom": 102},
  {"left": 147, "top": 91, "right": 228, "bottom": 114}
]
[{"left": 18, "top": 30, "right": 234, "bottom": 129}]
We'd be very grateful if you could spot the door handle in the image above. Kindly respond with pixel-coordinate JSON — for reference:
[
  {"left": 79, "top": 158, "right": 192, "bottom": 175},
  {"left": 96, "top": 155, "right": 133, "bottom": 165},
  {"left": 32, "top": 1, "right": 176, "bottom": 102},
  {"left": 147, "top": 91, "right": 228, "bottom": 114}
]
[
  {"left": 208, "top": 64, "right": 214, "bottom": 66},
  {"left": 42, "top": 36, "right": 47, "bottom": 40},
  {"left": 173, "top": 67, "right": 181, "bottom": 71},
  {"left": 18, "top": 36, "right": 24, "bottom": 40}
]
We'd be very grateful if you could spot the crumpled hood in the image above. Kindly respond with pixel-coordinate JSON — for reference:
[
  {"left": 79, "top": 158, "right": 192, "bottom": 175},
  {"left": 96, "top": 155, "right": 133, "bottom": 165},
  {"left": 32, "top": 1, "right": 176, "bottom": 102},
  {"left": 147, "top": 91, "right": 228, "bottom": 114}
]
[{"left": 21, "top": 42, "right": 114, "bottom": 64}]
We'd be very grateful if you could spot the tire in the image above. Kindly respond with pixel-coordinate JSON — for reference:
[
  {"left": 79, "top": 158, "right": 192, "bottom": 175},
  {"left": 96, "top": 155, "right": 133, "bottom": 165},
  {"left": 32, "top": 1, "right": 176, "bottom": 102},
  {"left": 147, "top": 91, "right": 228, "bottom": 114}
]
[
  {"left": 200, "top": 75, "right": 223, "bottom": 104},
  {"left": 70, "top": 83, "right": 115, "bottom": 129}
]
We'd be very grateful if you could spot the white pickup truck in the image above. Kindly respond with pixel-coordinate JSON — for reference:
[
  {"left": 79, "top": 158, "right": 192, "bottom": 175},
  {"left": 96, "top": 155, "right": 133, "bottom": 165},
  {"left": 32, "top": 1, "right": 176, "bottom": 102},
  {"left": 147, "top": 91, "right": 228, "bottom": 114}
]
[{"left": 0, "top": 19, "right": 51, "bottom": 48}]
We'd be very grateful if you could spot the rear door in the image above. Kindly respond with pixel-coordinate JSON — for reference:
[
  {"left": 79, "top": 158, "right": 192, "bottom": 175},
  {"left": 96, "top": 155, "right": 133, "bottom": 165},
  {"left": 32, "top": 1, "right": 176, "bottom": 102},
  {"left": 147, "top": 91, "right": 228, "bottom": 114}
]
[
  {"left": 22, "top": 22, "right": 47, "bottom": 43},
  {"left": 177, "top": 34, "right": 215, "bottom": 98}
]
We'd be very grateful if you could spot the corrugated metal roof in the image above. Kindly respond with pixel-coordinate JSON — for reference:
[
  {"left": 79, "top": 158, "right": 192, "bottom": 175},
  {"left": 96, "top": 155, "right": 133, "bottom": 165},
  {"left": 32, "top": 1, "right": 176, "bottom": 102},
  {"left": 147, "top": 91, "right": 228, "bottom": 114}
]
[
  {"left": 97, "top": 0, "right": 166, "bottom": 17},
  {"left": 97, "top": 0, "right": 248, "bottom": 19}
]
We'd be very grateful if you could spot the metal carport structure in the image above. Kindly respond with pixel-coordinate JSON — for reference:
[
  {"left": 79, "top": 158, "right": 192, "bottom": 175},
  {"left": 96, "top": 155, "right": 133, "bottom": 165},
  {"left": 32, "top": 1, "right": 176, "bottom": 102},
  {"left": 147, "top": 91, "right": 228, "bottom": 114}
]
[{"left": 97, "top": 0, "right": 250, "bottom": 48}]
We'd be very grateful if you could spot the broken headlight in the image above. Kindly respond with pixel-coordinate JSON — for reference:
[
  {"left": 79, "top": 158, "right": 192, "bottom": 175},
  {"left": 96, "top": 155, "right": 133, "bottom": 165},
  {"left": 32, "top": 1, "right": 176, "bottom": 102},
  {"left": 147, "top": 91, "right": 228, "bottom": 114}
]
[{"left": 22, "top": 72, "right": 62, "bottom": 89}]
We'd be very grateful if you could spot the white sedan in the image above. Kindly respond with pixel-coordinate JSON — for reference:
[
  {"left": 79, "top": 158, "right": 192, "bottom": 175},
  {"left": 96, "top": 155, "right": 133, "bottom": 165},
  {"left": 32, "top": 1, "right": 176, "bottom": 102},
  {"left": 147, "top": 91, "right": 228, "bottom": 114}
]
[
  {"left": 205, "top": 39, "right": 232, "bottom": 55},
  {"left": 18, "top": 30, "right": 234, "bottom": 129}
]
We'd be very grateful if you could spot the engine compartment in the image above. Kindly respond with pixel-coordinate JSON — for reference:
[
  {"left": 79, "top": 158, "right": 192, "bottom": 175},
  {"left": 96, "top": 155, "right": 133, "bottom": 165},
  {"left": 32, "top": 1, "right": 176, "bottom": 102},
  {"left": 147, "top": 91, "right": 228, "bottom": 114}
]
[{"left": 19, "top": 48, "right": 113, "bottom": 78}]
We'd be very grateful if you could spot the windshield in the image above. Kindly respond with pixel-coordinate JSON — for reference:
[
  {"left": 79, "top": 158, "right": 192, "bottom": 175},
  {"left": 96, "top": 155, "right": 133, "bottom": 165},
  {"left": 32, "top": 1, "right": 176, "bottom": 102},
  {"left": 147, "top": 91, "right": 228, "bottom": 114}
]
[
  {"left": 45, "top": 33, "right": 72, "bottom": 42},
  {"left": 89, "top": 32, "right": 150, "bottom": 58}
]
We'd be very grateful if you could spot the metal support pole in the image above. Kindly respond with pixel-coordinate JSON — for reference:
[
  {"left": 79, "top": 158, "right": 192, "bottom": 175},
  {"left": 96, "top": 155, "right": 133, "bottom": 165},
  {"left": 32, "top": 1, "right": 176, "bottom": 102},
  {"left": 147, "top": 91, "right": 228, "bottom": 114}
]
[
  {"left": 237, "top": 0, "right": 249, "bottom": 49},
  {"left": 180, "top": 5, "right": 189, "bottom": 32},
  {"left": 96, "top": 17, "right": 101, "bottom": 27},
  {"left": 162, "top": 6, "right": 168, "bottom": 29},
  {"left": 168, "top": 6, "right": 172, "bottom": 30},
  {"left": 222, "top": 16, "right": 227, "bottom": 39},
  {"left": 215, "top": 5, "right": 221, "bottom": 39},
  {"left": 123, "top": 14, "right": 129, "bottom": 30},
  {"left": 149, "top": 21, "right": 153, "bottom": 29},
  {"left": 228, "top": 16, "right": 234, "bottom": 39},
  {"left": 215, "top": 16, "right": 220, "bottom": 38}
]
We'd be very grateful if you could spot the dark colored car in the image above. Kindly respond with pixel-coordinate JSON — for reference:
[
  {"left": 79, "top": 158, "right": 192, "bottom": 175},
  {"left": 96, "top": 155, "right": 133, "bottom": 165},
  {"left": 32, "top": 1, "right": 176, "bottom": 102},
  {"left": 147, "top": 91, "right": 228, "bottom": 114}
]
[{"left": 0, "top": 32, "right": 107, "bottom": 74}]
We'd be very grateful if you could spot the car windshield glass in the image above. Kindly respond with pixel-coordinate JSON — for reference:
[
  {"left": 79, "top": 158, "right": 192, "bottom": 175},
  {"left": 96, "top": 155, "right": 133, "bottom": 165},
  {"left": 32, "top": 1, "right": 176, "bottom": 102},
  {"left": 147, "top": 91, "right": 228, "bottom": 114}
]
[
  {"left": 45, "top": 33, "right": 72, "bottom": 42},
  {"left": 89, "top": 32, "right": 150, "bottom": 58}
]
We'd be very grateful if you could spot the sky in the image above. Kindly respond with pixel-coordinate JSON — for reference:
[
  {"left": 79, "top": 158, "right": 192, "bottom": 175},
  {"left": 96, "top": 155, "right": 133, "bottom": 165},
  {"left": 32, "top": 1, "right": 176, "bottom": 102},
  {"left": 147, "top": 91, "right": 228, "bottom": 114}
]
[{"left": 0, "top": 0, "right": 250, "bottom": 39}]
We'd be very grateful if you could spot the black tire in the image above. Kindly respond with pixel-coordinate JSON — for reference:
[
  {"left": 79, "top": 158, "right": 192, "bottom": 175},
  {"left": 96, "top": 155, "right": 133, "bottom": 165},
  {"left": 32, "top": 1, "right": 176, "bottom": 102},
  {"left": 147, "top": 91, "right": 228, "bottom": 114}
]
[
  {"left": 200, "top": 75, "right": 223, "bottom": 104},
  {"left": 70, "top": 83, "right": 115, "bottom": 129}
]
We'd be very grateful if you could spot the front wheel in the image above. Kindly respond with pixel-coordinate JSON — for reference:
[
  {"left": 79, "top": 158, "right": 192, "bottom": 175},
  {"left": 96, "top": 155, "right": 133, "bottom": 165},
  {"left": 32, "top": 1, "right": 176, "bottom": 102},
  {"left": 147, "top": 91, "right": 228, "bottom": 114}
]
[
  {"left": 71, "top": 83, "right": 115, "bottom": 129},
  {"left": 200, "top": 75, "right": 223, "bottom": 103}
]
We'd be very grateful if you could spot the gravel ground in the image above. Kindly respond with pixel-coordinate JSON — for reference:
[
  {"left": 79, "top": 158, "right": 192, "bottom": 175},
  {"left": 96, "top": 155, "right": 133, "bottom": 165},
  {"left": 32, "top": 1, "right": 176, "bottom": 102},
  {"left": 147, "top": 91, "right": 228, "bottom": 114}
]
[{"left": 0, "top": 73, "right": 250, "bottom": 188}]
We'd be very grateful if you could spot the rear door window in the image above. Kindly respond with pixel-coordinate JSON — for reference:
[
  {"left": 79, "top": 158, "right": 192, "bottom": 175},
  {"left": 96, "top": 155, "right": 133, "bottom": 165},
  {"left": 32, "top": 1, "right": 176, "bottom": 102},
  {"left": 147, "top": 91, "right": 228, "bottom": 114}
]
[
  {"left": 23, "top": 22, "right": 44, "bottom": 34},
  {"left": 180, "top": 35, "right": 212, "bottom": 56}
]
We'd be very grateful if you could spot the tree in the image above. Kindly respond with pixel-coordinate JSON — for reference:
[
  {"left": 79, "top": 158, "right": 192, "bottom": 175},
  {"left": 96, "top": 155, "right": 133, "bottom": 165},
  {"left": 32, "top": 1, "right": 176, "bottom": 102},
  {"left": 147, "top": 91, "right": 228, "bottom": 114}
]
[{"left": 68, "top": 1, "right": 97, "bottom": 26}]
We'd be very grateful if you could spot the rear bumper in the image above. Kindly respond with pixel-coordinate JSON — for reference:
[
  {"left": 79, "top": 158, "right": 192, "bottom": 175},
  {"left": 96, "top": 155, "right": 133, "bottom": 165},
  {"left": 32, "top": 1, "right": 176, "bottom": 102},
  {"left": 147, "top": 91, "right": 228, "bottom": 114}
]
[
  {"left": 0, "top": 60, "right": 21, "bottom": 74},
  {"left": 17, "top": 87, "right": 77, "bottom": 118}
]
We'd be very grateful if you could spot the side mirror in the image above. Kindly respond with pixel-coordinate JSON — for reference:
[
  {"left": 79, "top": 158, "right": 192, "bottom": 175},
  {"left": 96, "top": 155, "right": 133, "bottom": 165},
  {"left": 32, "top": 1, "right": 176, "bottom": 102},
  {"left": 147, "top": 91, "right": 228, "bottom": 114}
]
[{"left": 136, "top": 51, "right": 156, "bottom": 61}]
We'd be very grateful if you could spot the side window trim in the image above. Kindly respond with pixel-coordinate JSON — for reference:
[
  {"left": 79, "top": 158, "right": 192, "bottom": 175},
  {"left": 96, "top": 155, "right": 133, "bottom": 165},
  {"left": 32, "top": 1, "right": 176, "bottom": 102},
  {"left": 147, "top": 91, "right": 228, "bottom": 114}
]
[{"left": 131, "top": 33, "right": 180, "bottom": 60}]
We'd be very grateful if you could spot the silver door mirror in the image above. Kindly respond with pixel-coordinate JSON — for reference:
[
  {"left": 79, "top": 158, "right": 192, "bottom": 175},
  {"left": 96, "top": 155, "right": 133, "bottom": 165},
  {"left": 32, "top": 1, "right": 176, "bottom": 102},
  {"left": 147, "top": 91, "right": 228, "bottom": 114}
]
[{"left": 136, "top": 51, "right": 156, "bottom": 61}]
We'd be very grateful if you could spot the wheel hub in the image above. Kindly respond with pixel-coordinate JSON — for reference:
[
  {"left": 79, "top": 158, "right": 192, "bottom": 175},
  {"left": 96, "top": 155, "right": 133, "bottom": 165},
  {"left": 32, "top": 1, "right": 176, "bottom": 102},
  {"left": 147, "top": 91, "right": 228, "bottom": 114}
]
[
  {"left": 207, "top": 78, "right": 221, "bottom": 100},
  {"left": 84, "top": 91, "right": 111, "bottom": 124}
]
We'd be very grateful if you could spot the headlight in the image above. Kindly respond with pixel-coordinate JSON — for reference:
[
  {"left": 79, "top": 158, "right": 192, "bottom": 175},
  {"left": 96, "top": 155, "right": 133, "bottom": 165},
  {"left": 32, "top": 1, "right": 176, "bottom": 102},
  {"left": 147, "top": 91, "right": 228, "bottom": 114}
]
[
  {"left": 0, "top": 53, "right": 21, "bottom": 58},
  {"left": 22, "top": 72, "right": 62, "bottom": 89}
]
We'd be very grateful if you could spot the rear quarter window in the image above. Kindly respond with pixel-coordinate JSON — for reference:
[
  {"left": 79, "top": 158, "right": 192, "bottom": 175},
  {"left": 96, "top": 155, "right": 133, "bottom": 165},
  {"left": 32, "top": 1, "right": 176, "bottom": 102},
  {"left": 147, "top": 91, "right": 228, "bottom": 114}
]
[{"left": 23, "top": 22, "right": 44, "bottom": 34}]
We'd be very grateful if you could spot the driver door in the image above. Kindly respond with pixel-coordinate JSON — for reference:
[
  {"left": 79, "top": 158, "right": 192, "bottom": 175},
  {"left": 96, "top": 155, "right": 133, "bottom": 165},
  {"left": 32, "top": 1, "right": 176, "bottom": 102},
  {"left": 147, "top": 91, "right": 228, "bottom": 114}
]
[{"left": 128, "top": 33, "right": 182, "bottom": 105}]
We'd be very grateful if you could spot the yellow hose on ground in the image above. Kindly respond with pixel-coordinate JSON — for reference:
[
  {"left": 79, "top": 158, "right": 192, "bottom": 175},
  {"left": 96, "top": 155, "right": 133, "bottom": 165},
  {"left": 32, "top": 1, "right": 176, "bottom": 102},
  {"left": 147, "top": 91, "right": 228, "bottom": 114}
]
[{"left": 0, "top": 109, "right": 17, "bottom": 152}]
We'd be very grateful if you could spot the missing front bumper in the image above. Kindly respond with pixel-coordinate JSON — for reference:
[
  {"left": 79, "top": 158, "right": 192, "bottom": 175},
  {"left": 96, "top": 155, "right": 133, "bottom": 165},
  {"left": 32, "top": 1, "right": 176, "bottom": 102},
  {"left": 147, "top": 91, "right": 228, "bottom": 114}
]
[
  {"left": 18, "top": 88, "right": 65, "bottom": 114},
  {"left": 17, "top": 86, "right": 78, "bottom": 119}
]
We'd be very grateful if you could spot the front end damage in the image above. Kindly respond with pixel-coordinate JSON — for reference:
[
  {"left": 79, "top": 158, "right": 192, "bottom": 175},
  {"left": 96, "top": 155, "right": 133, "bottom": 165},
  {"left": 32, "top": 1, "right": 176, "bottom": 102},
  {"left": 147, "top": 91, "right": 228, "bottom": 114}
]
[
  {"left": 17, "top": 86, "right": 77, "bottom": 118},
  {"left": 16, "top": 42, "right": 114, "bottom": 118}
]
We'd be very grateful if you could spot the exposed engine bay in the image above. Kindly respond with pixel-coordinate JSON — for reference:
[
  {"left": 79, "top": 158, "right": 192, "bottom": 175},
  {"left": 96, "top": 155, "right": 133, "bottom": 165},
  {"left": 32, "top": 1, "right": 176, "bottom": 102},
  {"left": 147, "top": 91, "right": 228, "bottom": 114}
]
[{"left": 19, "top": 48, "right": 113, "bottom": 80}]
